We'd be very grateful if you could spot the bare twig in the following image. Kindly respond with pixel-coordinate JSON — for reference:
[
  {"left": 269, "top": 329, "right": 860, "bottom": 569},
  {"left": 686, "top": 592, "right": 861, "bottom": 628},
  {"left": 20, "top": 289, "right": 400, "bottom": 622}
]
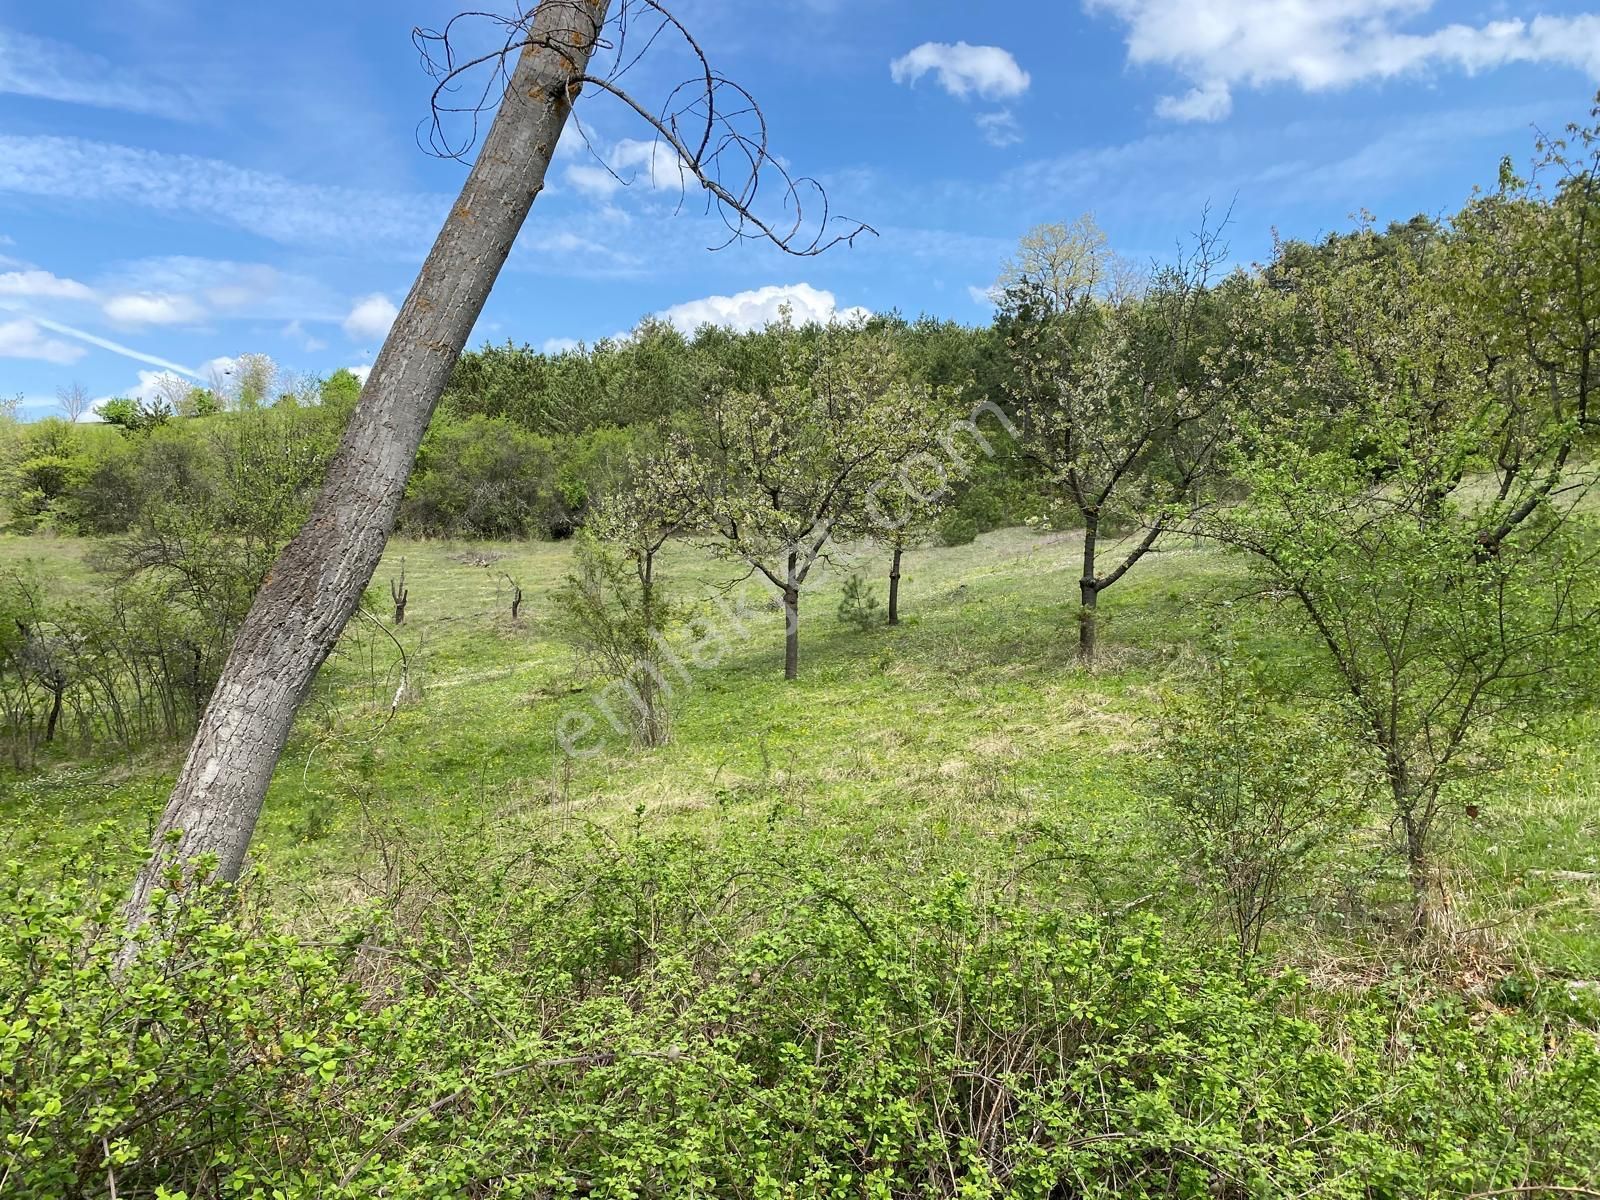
[{"left": 412, "top": 0, "right": 874, "bottom": 256}]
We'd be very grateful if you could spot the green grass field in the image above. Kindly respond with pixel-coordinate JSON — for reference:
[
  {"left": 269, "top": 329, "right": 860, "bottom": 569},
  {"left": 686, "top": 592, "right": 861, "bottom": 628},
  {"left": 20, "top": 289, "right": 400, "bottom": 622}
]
[{"left": 3, "top": 527, "right": 1597, "bottom": 980}]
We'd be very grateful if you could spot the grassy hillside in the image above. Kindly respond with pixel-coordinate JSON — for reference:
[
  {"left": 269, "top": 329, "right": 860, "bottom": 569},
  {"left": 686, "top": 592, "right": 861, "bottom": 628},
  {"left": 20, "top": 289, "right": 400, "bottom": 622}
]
[{"left": 3, "top": 527, "right": 1596, "bottom": 980}]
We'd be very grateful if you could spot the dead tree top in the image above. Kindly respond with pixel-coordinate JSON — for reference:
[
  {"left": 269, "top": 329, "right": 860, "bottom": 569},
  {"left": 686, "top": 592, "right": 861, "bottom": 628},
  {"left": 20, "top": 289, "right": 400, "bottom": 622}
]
[{"left": 413, "top": 0, "right": 874, "bottom": 257}]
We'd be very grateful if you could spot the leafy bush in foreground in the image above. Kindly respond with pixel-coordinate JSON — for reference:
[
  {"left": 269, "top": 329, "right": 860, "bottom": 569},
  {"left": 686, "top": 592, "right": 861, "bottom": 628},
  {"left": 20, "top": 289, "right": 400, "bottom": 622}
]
[{"left": 3, "top": 829, "right": 1597, "bottom": 1198}]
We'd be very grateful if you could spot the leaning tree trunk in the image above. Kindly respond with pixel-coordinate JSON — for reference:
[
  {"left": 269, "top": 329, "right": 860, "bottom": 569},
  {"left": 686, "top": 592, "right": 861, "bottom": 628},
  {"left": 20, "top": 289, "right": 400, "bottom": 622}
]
[
  {"left": 887, "top": 545, "right": 902, "bottom": 627},
  {"left": 125, "top": 0, "right": 610, "bottom": 934},
  {"left": 1078, "top": 512, "right": 1100, "bottom": 663}
]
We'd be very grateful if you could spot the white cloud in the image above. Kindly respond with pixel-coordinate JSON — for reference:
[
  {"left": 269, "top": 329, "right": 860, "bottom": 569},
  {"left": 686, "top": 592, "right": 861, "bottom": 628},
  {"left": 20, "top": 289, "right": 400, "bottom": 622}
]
[
  {"left": 104, "top": 257, "right": 339, "bottom": 323},
  {"left": 1086, "top": 1, "right": 1600, "bottom": 122},
  {"left": 542, "top": 337, "right": 581, "bottom": 356},
  {"left": 554, "top": 122, "right": 588, "bottom": 160},
  {"left": 0, "top": 28, "right": 196, "bottom": 119},
  {"left": 564, "top": 137, "right": 691, "bottom": 199},
  {"left": 0, "top": 268, "right": 95, "bottom": 302},
  {"left": 967, "top": 285, "right": 996, "bottom": 307},
  {"left": 890, "top": 42, "right": 1031, "bottom": 100},
  {"left": 1, "top": 259, "right": 294, "bottom": 331},
  {"left": 102, "top": 291, "right": 207, "bottom": 327},
  {"left": 0, "top": 135, "right": 446, "bottom": 253},
  {"left": 11, "top": 393, "right": 56, "bottom": 420},
  {"left": 976, "top": 109, "right": 1024, "bottom": 147},
  {"left": 657, "top": 283, "right": 869, "bottom": 335},
  {"left": 1155, "top": 80, "right": 1234, "bottom": 122},
  {"left": 343, "top": 294, "right": 399, "bottom": 342},
  {"left": 283, "top": 320, "right": 328, "bottom": 353},
  {"left": 612, "top": 138, "right": 690, "bottom": 190},
  {"left": 198, "top": 356, "right": 239, "bottom": 386},
  {"left": 563, "top": 165, "right": 621, "bottom": 199},
  {"left": 0, "top": 317, "right": 86, "bottom": 364},
  {"left": 0, "top": 138, "right": 642, "bottom": 278},
  {"left": 349, "top": 364, "right": 374, "bottom": 386}
]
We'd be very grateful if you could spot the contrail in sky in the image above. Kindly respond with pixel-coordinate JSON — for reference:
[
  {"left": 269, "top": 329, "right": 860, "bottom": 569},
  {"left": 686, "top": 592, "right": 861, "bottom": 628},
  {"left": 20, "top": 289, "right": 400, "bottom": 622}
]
[{"left": 29, "top": 315, "right": 200, "bottom": 378}]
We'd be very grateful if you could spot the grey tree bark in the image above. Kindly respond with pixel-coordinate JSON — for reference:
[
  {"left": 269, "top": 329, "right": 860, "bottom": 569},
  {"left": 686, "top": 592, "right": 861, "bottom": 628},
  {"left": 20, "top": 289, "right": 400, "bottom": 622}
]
[{"left": 125, "top": 0, "right": 611, "bottom": 932}]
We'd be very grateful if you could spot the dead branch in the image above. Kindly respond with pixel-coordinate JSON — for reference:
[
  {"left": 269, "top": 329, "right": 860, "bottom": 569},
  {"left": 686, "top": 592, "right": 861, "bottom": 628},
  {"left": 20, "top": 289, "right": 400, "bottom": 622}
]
[
  {"left": 413, "top": 0, "right": 875, "bottom": 256},
  {"left": 390, "top": 561, "right": 409, "bottom": 626}
]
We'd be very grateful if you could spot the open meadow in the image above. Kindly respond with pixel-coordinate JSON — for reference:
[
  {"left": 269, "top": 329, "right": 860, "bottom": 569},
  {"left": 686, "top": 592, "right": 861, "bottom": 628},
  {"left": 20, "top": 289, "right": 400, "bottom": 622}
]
[{"left": 5, "top": 526, "right": 1597, "bottom": 980}]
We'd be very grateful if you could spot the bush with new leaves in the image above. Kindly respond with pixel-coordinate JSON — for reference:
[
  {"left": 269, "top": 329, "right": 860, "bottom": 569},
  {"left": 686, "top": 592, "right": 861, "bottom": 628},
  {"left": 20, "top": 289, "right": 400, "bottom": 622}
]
[
  {"left": 3, "top": 826, "right": 1598, "bottom": 1198},
  {"left": 1152, "top": 657, "right": 1363, "bottom": 958}
]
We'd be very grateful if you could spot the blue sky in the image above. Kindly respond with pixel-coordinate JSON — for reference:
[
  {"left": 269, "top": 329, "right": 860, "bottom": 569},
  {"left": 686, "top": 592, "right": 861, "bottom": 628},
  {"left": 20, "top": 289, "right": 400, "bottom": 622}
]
[{"left": 2, "top": 0, "right": 1599, "bottom": 418}]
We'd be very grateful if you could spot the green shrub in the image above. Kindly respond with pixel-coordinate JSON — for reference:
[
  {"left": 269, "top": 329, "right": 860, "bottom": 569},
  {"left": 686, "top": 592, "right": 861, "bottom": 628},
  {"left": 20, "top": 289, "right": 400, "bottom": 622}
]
[
  {"left": 401, "top": 414, "right": 562, "bottom": 538},
  {"left": 938, "top": 510, "right": 980, "bottom": 547},
  {"left": 3, "top": 828, "right": 1598, "bottom": 1198},
  {"left": 66, "top": 440, "right": 140, "bottom": 534},
  {"left": 944, "top": 451, "right": 1047, "bottom": 532},
  {"left": 0, "top": 842, "right": 380, "bottom": 1199},
  {"left": 1151, "top": 657, "right": 1363, "bottom": 959},
  {"left": 553, "top": 532, "right": 676, "bottom": 749},
  {"left": 836, "top": 573, "right": 882, "bottom": 631}
]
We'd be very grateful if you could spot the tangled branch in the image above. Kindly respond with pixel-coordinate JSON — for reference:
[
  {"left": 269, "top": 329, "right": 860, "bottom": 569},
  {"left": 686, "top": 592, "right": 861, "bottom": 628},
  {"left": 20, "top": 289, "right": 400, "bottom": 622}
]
[{"left": 413, "top": 0, "right": 875, "bottom": 256}]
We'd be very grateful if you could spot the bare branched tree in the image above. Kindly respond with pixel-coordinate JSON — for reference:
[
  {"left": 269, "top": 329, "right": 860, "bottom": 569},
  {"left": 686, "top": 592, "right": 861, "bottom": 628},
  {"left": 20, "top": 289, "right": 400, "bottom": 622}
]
[
  {"left": 500, "top": 572, "right": 525, "bottom": 620},
  {"left": 56, "top": 382, "right": 91, "bottom": 424},
  {"left": 124, "top": 0, "right": 873, "bottom": 944},
  {"left": 153, "top": 372, "right": 197, "bottom": 415}
]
